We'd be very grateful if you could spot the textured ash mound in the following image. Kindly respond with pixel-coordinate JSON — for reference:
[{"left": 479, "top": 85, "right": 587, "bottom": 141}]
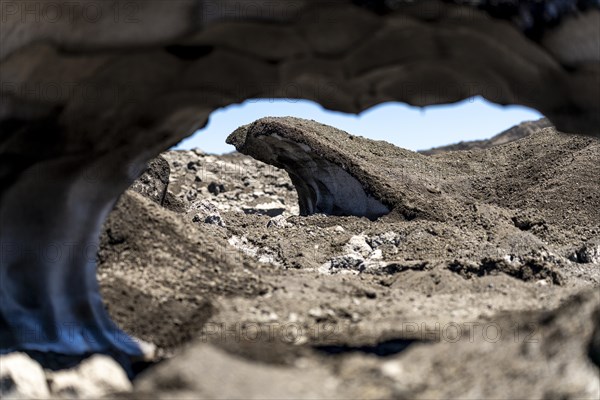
[{"left": 95, "top": 120, "right": 599, "bottom": 399}]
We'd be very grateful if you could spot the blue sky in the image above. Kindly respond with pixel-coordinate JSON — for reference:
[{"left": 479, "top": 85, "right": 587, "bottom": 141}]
[{"left": 176, "top": 96, "right": 543, "bottom": 154}]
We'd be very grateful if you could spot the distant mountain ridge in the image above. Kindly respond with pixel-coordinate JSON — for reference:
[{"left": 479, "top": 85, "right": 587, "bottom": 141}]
[{"left": 420, "top": 119, "right": 553, "bottom": 155}]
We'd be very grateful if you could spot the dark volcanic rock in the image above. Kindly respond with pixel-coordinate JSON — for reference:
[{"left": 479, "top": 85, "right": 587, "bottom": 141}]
[
  {"left": 129, "top": 156, "right": 170, "bottom": 205},
  {"left": 129, "top": 156, "right": 187, "bottom": 213}
]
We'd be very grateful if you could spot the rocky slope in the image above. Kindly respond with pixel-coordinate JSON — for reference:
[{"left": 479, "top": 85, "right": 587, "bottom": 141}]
[
  {"left": 2, "top": 120, "right": 599, "bottom": 399},
  {"left": 420, "top": 118, "right": 553, "bottom": 155}
]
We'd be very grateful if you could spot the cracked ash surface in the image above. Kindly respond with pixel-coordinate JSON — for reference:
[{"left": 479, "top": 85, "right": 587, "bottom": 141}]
[{"left": 89, "top": 118, "right": 600, "bottom": 399}]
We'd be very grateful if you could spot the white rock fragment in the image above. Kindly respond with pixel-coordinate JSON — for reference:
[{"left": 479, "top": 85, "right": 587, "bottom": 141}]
[
  {"left": 0, "top": 353, "right": 50, "bottom": 399},
  {"left": 368, "top": 231, "right": 400, "bottom": 248},
  {"left": 258, "top": 254, "right": 277, "bottom": 264},
  {"left": 267, "top": 214, "right": 291, "bottom": 228},
  {"left": 228, "top": 235, "right": 258, "bottom": 258},
  {"left": 380, "top": 360, "right": 403, "bottom": 379},
  {"left": 243, "top": 201, "right": 286, "bottom": 217},
  {"left": 344, "top": 235, "right": 373, "bottom": 257},
  {"left": 368, "top": 249, "right": 383, "bottom": 260},
  {"left": 288, "top": 312, "right": 299, "bottom": 323},
  {"left": 46, "top": 355, "right": 132, "bottom": 399},
  {"left": 228, "top": 236, "right": 279, "bottom": 265}
]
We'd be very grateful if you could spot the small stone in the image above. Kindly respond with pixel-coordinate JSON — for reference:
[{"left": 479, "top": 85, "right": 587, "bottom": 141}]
[
  {"left": 380, "top": 360, "right": 403, "bottom": 379},
  {"left": 190, "top": 201, "right": 225, "bottom": 227},
  {"left": 47, "top": 355, "right": 132, "bottom": 399},
  {"left": 334, "top": 226, "right": 345, "bottom": 232},
  {"left": 244, "top": 201, "right": 286, "bottom": 217},
  {"left": 208, "top": 182, "right": 226, "bottom": 195},
  {"left": 204, "top": 214, "right": 225, "bottom": 226},
  {"left": 321, "top": 254, "right": 365, "bottom": 275},
  {"left": 575, "top": 241, "right": 600, "bottom": 263},
  {"left": 344, "top": 235, "right": 373, "bottom": 257},
  {"left": 0, "top": 353, "right": 50, "bottom": 399},
  {"left": 308, "top": 308, "right": 323, "bottom": 318},
  {"left": 186, "top": 188, "right": 198, "bottom": 202},
  {"left": 267, "top": 215, "right": 291, "bottom": 228},
  {"left": 368, "top": 231, "right": 399, "bottom": 248}
]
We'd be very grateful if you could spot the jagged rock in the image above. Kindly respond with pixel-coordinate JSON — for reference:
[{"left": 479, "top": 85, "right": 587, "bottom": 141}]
[
  {"left": 267, "top": 215, "right": 292, "bottom": 228},
  {"left": 129, "top": 156, "right": 186, "bottom": 213},
  {"left": 0, "top": 353, "right": 49, "bottom": 399},
  {"left": 574, "top": 241, "right": 600, "bottom": 264},
  {"left": 190, "top": 200, "right": 225, "bottom": 227},
  {"left": 344, "top": 235, "right": 373, "bottom": 258},
  {"left": 129, "top": 156, "right": 171, "bottom": 205},
  {"left": 227, "top": 117, "right": 418, "bottom": 220},
  {"left": 46, "top": 355, "right": 132, "bottom": 399}
]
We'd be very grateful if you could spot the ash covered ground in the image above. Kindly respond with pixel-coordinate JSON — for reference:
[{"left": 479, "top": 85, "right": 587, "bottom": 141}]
[{"left": 92, "top": 119, "right": 600, "bottom": 399}]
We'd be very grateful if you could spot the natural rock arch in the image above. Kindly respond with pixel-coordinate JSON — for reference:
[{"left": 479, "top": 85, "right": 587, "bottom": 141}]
[{"left": 1, "top": 0, "right": 599, "bottom": 363}]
